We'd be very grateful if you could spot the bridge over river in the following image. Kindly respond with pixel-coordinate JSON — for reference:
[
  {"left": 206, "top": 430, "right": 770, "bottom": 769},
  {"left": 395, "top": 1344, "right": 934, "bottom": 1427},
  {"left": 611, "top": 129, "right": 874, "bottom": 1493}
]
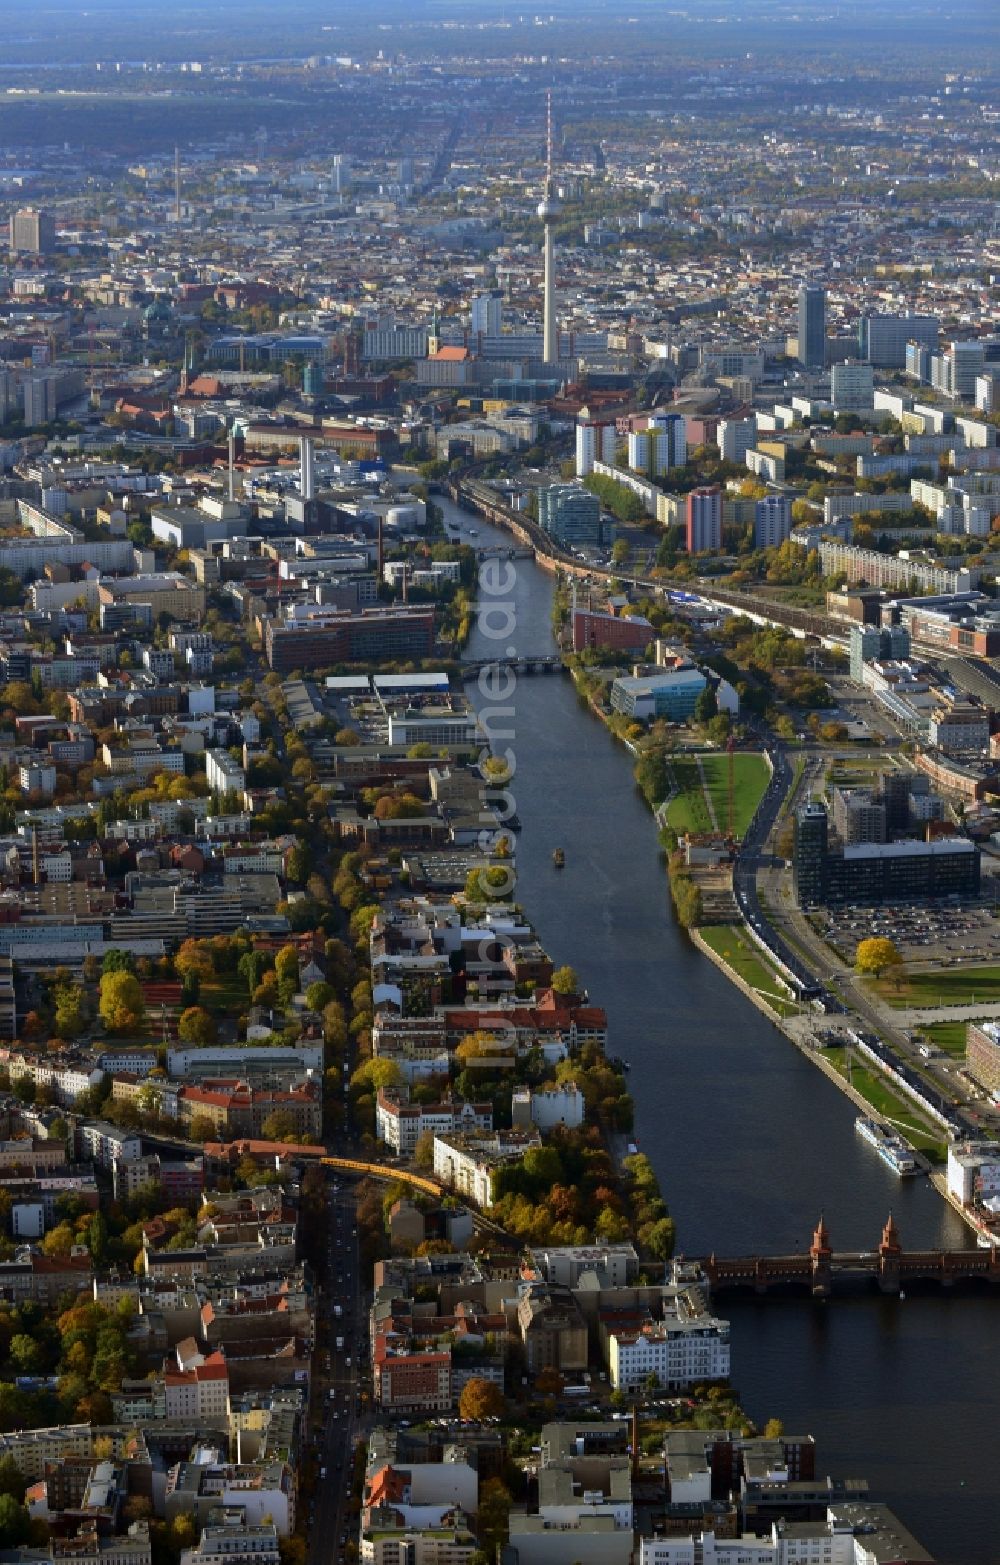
[
  {"left": 459, "top": 653, "right": 566, "bottom": 679},
  {"left": 697, "top": 1215, "right": 1000, "bottom": 1297}
]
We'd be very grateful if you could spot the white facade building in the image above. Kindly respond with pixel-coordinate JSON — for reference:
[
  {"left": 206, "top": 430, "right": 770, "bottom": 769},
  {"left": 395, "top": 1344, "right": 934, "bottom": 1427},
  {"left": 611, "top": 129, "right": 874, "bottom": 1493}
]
[
  {"left": 375, "top": 1091, "right": 492, "bottom": 1155},
  {"left": 206, "top": 749, "right": 246, "bottom": 798},
  {"left": 526, "top": 1081, "right": 586, "bottom": 1130},
  {"left": 754, "top": 496, "right": 793, "bottom": 549},
  {"left": 639, "top": 1504, "right": 932, "bottom": 1565},
  {"left": 947, "top": 1139, "right": 1000, "bottom": 1204},
  {"left": 718, "top": 417, "right": 757, "bottom": 465},
  {"left": 608, "top": 1307, "right": 730, "bottom": 1392},
  {"left": 575, "top": 421, "right": 618, "bottom": 478}
]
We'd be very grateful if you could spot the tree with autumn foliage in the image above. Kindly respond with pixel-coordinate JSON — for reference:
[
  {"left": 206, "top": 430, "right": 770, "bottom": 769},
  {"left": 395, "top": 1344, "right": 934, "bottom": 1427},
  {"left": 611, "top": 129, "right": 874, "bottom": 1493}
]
[{"left": 458, "top": 1377, "right": 505, "bottom": 1422}]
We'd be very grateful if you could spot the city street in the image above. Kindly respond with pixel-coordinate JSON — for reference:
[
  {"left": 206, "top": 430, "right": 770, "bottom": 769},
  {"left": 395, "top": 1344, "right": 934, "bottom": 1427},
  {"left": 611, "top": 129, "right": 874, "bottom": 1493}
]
[{"left": 309, "top": 1181, "right": 367, "bottom": 1565}]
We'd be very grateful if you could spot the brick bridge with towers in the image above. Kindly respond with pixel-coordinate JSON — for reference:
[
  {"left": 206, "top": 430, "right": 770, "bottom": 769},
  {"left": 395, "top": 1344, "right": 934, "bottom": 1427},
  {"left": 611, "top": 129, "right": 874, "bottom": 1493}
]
[{"left": 696, "top": 1216, "right": 1000, "bottom": 1298}]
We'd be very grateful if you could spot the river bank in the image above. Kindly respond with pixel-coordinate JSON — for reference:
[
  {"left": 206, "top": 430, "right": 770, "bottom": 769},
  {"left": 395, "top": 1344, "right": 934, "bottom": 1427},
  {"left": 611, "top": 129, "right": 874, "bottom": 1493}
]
[{"left": 449, "top": 485, "right": 997, "bottom": 1564}]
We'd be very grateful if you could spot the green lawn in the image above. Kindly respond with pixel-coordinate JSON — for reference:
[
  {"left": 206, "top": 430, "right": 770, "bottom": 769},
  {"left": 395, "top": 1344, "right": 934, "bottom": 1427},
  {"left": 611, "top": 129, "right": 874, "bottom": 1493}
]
[
  {"left": 700, "top": 923, "right": 797, "bottom": 1016},
  {"left": 918, "top": 1020, "right": 970, "bottom": 1059},
  {"left": 872, "top": 965, "right": 1000, "bottom": 1009},
  {"left": 823, "top": 1048, "right": 947, "bottom": 1162},
  {"left": 202, "top": 976, "right": 250, "bottom": 1014},
  {"left": 666, "top": 752, "right": 769, "bottom": 841},
  {"left": 664, "top": 756, "right": 714, "bottom": 835}
]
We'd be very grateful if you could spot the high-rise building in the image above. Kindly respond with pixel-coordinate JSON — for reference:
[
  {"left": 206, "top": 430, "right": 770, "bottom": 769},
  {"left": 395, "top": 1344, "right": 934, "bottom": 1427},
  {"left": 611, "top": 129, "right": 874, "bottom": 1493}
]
[
  {"left": 754, "top": 495, "right": 793, "bottom": 549},
  {"left": 9, "top": 208, "right": 55, "bottom": 254},
  {"left": 22, "top": 374, "right": 57, "bottom": 428},
  {"left": 859, "top": 313, "right": 939, "bottom": 369},
  {"left": 830, "top": 361, "right": 875, "bottom": 412},
  {"left": 685, "top": 487, "right": 722, "bottom": 553},
  {"left": 832, "top": 787, "right": 886, "bottom": 846},
  {"left": 538, "top": 484, "right": 602, "bottom": 547},
  {"left": 628, "top": 414, "right": 686, "bottom": 476},
  {"left": 537, "top": 93, "right": 561, "bottom": 365},
  {"left": 937, "top": 340, "right": 986, "bottom": 401},
  {"left": 718, "top": 416, "right": 757, "bottom": 465},
  {"left": 849, "top": 623, "right": 911, "bottom": 681},
  {"left": 471, "top": 291, "right": 503, "bottom": 338},
  {"left": 794, "top": 803, "right": 829, "bottom": 906},
  {"left": 797, "top": 283, "right": 826, "bottom": 369},
  {"left": 905, "top": 341, "right": 932, "bottom": 382},
  {"left": 794, "top": 801, "right": 979, "bottom": 907},
  {"left": 575, "top": 420, "right": 617, "bottom": 477}
]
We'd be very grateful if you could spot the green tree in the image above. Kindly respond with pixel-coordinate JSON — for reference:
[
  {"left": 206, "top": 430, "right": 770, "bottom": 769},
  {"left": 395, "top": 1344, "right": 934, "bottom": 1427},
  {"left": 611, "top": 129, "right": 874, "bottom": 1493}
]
[
  {"left": 261, "top": 1109, "right": 299, "bottom": 1141},
  {"left": 695, "top": 682, "right": 718, "bottom": 723},
  {"left": 0, "top": 1456, "right": 25, "bottom": 1503},
  {"left": 53, "top": 985, "right": 85, "bottom": 1039},
  {"left": 238, "top": 950, "right": 266, "bottom": 996},
  {"left": 305, "top": 981, "right": 334, "bottom": 1013},
  {"left": 101, "top": 948, "right": 134, "bottom": 975},
  {"left": 8, "top": 1336, "right": 42, "bottom": 1374},
  {"left": 0, "top": 1493, "right": 30, "bottom": 1547}
]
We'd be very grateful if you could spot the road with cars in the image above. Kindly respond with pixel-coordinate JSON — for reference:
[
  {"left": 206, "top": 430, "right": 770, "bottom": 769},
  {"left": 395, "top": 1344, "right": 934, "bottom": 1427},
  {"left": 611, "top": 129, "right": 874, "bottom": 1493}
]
[
  {"left": 733, "top": 743, "right": 993, "bottom": 1140},
  {"left": 308, "top": 1178, "right": 367, "bottom": 1565}
]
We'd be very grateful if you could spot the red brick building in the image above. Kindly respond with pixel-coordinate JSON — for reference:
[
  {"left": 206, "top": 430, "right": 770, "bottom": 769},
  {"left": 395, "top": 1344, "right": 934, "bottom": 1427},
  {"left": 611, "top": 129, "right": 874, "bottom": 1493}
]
[{"left": 571, "top": 609, "right": 653, "bottom": 655}]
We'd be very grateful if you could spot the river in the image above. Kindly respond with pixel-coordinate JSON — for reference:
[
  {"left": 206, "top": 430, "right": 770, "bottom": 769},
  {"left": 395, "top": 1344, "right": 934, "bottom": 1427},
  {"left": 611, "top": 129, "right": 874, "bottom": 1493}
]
[{"left": 447, "top": 493, "right": 1000, "bottom": 1563}]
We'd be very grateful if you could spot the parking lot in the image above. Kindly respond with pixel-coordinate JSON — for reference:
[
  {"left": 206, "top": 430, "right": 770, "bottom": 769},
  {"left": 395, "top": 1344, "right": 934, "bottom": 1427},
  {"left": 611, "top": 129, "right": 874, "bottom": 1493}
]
[{"left": 817, "top": 902, "right": 1000, "bottom": 967}]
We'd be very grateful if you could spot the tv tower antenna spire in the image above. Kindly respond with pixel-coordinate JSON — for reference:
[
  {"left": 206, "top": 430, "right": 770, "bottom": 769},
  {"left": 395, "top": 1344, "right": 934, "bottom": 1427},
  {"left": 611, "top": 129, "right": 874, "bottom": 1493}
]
[
  {"left": 537, "top": 90, "right": 560, "bottom": 366},
  {"left": 546, "top": 88, "right": 553, "bottom": 183}
]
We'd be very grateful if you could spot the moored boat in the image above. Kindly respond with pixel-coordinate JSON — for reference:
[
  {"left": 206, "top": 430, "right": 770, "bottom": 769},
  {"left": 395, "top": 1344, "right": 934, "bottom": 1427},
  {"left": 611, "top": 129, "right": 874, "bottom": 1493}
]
[{"left": 854, "top": 1115, "right": 921, "bottom": 1177}]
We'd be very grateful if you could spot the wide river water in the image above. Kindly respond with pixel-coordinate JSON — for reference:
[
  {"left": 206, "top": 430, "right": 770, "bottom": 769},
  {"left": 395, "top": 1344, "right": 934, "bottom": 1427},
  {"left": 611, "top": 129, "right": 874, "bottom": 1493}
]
[{"left": 449, "top": 493, "right": 1000, "bottom": 1562}]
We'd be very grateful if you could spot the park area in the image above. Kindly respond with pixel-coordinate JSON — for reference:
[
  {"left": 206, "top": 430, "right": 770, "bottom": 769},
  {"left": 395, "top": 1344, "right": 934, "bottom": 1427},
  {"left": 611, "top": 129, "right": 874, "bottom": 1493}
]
[
  {"left": 917, "top": 1020, "right": 970, "bottom": 1058},
  {"left": 870, "top": 965, "right": 1000, "bottom": 1009},
  {"left": 699, "top": 923, "right": 797, "bottom": 1017},
  {"left": 665, "top": 752, "right": 770, "bottom": 840}
]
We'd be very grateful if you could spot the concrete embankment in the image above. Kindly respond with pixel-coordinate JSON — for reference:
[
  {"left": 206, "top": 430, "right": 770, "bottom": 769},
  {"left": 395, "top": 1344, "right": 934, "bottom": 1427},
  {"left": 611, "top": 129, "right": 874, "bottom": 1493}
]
[{"left": 690, "top": 928, "right": 787, "bottom": 1027}]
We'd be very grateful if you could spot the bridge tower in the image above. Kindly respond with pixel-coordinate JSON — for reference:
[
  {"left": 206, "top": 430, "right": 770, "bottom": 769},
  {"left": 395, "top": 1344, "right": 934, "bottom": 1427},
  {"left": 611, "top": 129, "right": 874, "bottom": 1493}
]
[
  {"left": 810, "top": 1214, "right": 832, "bottom": 1297},
  {"left": 877, "top": 1212, "right": 902, "bottom": 1294}
]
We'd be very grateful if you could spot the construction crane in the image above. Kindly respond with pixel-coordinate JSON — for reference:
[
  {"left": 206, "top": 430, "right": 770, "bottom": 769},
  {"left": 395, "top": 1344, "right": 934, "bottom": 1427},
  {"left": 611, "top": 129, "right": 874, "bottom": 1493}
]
[{"left": 726, "top": 732, "right": 736, "bottom": 839}]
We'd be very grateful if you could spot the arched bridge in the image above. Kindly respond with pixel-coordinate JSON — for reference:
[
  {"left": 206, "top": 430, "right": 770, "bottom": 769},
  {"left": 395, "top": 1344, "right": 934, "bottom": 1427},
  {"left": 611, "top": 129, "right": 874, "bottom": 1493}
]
[
  {"left": 459, "top": 654, "right": 566, "bottom": 680},
  {"left": 697, "top": 1216, "right": 1000, "bottom": 1298}
]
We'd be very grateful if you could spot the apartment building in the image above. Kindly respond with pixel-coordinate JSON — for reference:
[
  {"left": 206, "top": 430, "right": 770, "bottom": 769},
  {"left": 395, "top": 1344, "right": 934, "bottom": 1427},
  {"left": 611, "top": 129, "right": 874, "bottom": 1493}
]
[{"left": 375, "top": 1089, "right": 492, "bottom": 1156}]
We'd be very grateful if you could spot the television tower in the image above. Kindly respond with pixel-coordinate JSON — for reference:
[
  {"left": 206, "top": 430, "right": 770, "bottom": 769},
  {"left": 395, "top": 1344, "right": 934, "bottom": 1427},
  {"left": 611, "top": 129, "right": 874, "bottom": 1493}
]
[
  {"left": 174, "top": 146, "right": 182, "bottom": 222},
  {"left": 537, "top": 91, "right": 560, "bottom": 365}
]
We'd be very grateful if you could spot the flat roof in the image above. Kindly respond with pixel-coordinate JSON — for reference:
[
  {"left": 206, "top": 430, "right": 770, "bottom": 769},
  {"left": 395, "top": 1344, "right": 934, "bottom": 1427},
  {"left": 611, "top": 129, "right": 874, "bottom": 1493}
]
[
  {"left": 374, "top": 673, "right": 450, "bottom": 691},
  {"left": 326, "top": 676, "right": 371, "bottom": 691},
  {"left": 843, "top": 836, "right": 975, "bottom": 860}
]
